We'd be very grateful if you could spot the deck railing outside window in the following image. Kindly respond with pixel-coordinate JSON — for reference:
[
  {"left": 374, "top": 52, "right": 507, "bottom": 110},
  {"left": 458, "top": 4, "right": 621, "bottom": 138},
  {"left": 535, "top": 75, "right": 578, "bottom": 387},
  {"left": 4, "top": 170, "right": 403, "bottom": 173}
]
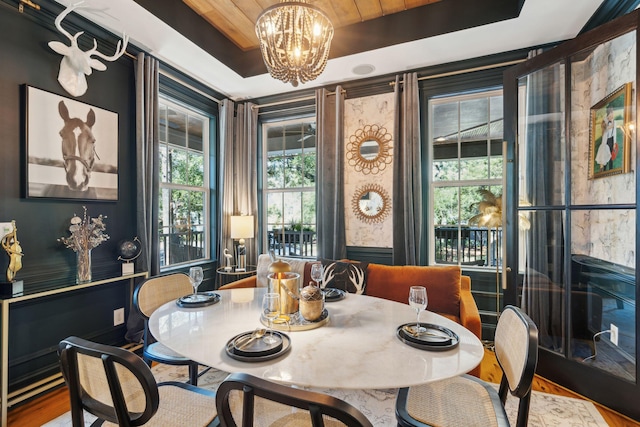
[
  {"left": 434, "top": 226, "right": 501, "bottom": 266},
  {"left": 159, "top": 227, "right": 205, "bottom": 266}
]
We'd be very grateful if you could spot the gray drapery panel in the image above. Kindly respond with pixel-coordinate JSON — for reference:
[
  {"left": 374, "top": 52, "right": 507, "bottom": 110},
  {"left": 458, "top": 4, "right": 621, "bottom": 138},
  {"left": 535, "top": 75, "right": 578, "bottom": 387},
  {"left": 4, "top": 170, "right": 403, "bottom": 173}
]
[
  {"left": 219, "top": 99, "right": 236, "bottom": 267},
  {"left": 219, "top": 101, "right": 259, "bottom": 267},
  {"left": 234, "top": 102, "right": 259, "bottom": 266},
  {"left": 392, "top": 73, "right": 423, "bottom": 265},
  {"left": 520, "top": 49, "right": 565, "bottom": 351},
  {"left": 128, "top": 52, "right": 159, "bottom": 343},
  {"left": 316, "top": 86, "right": 346, "bottom": 260},
  {"left": 134, "top": 52, "right": 159, "bottom": 276}
]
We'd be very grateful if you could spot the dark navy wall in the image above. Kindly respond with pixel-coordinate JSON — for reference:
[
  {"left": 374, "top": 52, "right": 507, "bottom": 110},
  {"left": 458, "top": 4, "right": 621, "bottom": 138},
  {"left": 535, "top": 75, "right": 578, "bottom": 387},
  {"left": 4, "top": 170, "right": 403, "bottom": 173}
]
[
  {"left": 0, "top": 1, "right": 137, "bottom": 284},
  {"left": 0, "top": 0, "right": 138, "bottom": 391}
]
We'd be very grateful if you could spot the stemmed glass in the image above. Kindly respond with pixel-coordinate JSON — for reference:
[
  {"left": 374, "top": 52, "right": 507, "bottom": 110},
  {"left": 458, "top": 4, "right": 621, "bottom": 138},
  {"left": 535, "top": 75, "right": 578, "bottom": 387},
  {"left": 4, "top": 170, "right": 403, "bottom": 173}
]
[
  {"left": 189, "top": 266, "right": 204, "bottom": 299},
  {"left": 408, "top": 286, "right": 428, "bottom": 333},
  {"left": 262, "top": 293, "right": 281, "bottom": 344},
  {"left": 310, "top": 263, "right": 324, "bottom": 287}
]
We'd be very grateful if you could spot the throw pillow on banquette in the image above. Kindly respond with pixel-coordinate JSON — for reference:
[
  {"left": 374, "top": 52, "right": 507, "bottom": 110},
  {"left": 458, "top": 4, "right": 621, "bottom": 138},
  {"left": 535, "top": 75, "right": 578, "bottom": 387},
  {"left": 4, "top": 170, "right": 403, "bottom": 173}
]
[
  {"left": 318, "top": 258, "right": 368, "bottom": 294},
  {"left": 365, "top": 264, "right": 461, "bottom": 317}
]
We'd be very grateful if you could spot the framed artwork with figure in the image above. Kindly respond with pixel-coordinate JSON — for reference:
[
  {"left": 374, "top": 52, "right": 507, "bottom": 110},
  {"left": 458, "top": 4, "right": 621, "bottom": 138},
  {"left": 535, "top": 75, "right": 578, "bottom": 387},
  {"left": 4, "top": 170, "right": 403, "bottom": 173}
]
[
  {"left": 23, "top": 85, "right": 119, "bottom": 200},
  {"left": 589, "top": 82, "right": 632, "bottom": 180}
]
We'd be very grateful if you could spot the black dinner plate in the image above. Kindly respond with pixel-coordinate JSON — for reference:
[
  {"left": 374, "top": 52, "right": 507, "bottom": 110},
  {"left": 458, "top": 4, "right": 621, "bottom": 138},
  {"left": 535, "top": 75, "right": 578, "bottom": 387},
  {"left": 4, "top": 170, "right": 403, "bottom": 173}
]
[
  {"left": 176, "top": 292, "right": 220, "bottom": 308},
  {"left": 396, "top": 322, "right": 459, "bottom": 351},
  {"left": 225, "top": 331, "right": 291, "bottom": 362},
  {"left": 232, "top": 331, "right": 283, "bottom": 357},
  {"left": 323, "top": 288, "right": 346, "bottom": 301}
]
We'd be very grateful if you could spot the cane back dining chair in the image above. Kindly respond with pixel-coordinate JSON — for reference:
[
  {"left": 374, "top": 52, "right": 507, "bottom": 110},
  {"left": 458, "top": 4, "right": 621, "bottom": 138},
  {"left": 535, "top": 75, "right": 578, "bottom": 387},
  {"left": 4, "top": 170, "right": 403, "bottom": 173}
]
[
  {"left": 396, "top": 305, "right": 538, "bottom": 427},
  {"left": 133, "top": 273, "right": 201, "bottom": 385},
  {"left": 58, "top": 336, "right": 218, "bottom": 427},
  {"left": 216, "top": 372, "right": 373, "bottom": 427}
]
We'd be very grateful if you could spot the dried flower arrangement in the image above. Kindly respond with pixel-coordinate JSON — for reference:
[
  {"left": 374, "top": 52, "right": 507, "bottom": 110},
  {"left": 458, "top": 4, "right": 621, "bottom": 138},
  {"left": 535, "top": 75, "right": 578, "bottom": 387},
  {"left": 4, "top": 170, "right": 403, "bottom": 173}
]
[
  {"left": 59, "top": 206, "right": 110, "bottom": 251},
  {"left": 58, "top": 206, "right": 109, "bottom": 283}
]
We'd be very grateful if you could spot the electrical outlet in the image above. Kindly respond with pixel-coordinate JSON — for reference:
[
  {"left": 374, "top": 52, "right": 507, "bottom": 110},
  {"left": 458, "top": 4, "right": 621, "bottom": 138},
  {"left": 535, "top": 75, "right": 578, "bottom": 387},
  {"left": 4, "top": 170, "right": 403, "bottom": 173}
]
[
  {"left": 113, "top": 308, "right": 125, "bottom": 326},
  {"left": 610, "top": 323, "right": 619, "bottom": 346}
]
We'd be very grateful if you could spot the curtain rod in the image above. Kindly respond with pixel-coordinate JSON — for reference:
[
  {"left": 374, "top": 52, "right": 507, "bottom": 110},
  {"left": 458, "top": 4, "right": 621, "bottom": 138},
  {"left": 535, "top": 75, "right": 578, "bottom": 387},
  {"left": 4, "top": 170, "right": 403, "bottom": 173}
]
[
  {"left": 159, "top": 69, "right": 223, "bottom": 105},
  {"left": 390, "top": 58, "right": 526, "bottom": 86},
  {"left": 125, "top": 52, "right": 222, "bottom": 104},
  {"left": 251, "top": 89, "right": 345, "bottom": 111}
]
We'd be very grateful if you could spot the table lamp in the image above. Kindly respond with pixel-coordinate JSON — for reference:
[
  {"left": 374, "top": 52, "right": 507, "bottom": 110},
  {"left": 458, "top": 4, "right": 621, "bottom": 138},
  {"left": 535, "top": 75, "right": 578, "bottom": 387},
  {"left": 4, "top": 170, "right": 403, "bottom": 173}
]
[{"left": 230, "top": 215, "right": 254, "bottom": 272}]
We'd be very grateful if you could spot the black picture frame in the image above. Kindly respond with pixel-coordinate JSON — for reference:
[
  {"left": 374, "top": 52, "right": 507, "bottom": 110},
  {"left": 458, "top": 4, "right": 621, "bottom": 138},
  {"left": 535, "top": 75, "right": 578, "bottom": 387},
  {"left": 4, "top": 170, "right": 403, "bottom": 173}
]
[{"left": 24, "top": 85, "right": 119, "bottom": 200}]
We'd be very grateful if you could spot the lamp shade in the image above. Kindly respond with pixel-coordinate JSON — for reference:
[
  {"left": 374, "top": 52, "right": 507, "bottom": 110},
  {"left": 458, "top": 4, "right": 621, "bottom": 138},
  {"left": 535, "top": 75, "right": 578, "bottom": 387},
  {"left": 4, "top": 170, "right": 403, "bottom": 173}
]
[{"left": 230, "top": 215, "right": 254, "bottom": 239}]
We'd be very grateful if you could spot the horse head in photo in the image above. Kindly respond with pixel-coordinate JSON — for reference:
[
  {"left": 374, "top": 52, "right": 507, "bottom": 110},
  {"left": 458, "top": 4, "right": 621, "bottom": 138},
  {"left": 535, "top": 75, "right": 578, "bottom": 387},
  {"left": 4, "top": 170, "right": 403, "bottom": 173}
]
[{"left": 58, "top": 100, "right": 98, "bottom": 192}]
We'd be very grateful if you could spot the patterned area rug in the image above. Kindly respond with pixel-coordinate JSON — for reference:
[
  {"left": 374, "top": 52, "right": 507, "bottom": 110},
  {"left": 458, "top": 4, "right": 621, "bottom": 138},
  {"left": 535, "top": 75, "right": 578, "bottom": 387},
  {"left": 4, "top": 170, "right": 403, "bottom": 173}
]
[{"left": 44, "top": 364, "right": 609, "bottom": 426}]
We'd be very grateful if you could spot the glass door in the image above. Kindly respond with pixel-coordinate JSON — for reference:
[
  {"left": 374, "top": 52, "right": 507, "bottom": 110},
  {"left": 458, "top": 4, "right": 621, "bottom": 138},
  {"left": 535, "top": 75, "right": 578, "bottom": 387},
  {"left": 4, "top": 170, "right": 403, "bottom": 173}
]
[{"left": 503, "top": 13, "right": 638, "bottom": 419}]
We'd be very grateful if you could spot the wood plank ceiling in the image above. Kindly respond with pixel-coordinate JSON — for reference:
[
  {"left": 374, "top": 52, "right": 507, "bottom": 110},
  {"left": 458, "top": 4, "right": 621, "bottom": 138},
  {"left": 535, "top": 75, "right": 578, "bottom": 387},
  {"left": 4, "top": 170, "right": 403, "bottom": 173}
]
[{"left": 183, "top": 0, "right": 442, "bottom": 51}]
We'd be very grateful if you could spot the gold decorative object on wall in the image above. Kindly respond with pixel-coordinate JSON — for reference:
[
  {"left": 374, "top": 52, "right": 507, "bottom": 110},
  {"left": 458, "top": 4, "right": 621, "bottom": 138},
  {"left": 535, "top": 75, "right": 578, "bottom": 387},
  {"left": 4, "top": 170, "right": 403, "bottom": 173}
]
[
  {"left": 351, "top": 184, "right": 391, "bottom": 224},
  {"left": 346, "top": 124, "right": 393, "bottom": 174}
]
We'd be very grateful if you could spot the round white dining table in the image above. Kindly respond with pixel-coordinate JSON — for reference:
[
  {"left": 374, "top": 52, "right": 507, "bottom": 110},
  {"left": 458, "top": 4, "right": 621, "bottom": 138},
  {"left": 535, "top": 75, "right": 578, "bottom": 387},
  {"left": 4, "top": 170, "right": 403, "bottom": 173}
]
[{"left": 149, "top": 287, "right": 484, "bottom": 390}]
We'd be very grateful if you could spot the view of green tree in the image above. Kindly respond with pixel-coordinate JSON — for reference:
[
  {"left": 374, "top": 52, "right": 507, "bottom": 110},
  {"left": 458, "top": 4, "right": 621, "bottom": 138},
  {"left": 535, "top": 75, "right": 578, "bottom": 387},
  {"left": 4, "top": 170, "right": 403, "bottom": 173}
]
[
  {"left": 158, "top": 96, "right": 209, "bottom": 267},
  {"left": 264, "top": 118, "right": 317, "bottom": 257},
  {"left": 267, "top": 153, "right": 316, "bottom": 189}
]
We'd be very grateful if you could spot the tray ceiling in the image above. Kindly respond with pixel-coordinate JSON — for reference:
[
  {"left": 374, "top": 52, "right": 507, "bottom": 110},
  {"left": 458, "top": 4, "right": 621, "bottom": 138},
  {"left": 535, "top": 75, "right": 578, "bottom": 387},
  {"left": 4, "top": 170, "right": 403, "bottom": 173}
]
[{"left": 183, "top": 0, "right": 443, "bottom": 51}]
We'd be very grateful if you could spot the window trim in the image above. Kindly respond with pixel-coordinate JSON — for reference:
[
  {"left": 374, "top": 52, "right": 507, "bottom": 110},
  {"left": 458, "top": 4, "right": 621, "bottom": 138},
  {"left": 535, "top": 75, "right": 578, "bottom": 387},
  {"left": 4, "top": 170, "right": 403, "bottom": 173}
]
[
  {"left": 261, "top": 115, "right": 317, "bottom": 259},
  {"left": 158, "top": 95, "right": 212, "bottom": 270},
  {"left": 427, "top": 89, "right": 503, "bottom": 267}
]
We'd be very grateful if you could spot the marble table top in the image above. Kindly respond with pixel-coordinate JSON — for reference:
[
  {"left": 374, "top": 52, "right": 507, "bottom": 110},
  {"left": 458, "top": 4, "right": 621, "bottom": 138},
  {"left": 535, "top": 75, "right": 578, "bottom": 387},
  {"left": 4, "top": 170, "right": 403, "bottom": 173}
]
[{"left": 149, "top": 287, "right": 484, "bottom": 390}]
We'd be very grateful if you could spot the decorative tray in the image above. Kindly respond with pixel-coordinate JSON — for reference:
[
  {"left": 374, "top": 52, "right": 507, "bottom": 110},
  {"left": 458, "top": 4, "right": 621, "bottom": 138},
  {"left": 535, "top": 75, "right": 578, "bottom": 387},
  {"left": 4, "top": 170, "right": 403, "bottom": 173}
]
[
  {"left": 396, "top": 322, "right": 459, "bottom": 351},
  {"left": 260, "top": 308, "right": 329, "bottom": 331},
  {"left": 323, "top": 288, "right": 346, "bottom": 302},
  {"left": 225, "top": 330, "right": 291, "bottom": 362},
  {"left": 176, "top": 292, "right": 221, "bottom": 308}
]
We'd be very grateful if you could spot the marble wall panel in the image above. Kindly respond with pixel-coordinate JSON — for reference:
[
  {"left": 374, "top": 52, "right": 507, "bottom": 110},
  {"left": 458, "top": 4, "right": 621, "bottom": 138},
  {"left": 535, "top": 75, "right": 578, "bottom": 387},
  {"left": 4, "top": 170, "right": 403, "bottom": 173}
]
[
  {"left": 570, "top": 31, "right": 636, "bottom": 268},
  {"left": 344, "top": 93, "right": 395, "bottom": 248}
]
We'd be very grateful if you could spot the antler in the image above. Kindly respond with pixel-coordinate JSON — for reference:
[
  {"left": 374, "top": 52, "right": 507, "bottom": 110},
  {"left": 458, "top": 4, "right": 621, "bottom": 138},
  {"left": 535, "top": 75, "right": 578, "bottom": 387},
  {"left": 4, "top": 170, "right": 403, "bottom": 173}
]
[
  {"left": 85, "top": 33, "right": 129, "bottom": 66},
  {"left": 348, "top": 265, "right": 365, "bottom": 293},
  {"left": 322, "top": 264, "right": 335, "bottom": 289},
  {"left": 53, "top": 1, "right": 85, "bottom": 43}
]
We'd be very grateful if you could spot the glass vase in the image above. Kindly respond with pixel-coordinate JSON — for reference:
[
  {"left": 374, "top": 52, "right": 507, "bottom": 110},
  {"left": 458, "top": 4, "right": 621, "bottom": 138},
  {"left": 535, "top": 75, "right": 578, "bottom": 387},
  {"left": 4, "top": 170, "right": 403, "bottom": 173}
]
[{"left": 76, "top": 248, "right": 92, "bottom": 284}]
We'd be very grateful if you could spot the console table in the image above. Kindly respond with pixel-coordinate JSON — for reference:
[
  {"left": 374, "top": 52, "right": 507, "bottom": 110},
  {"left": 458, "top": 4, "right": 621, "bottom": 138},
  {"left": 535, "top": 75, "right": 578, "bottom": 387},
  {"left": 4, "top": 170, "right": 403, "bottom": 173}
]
[{"left": 0, "top": 272, "right": 148, "bottom": 427}]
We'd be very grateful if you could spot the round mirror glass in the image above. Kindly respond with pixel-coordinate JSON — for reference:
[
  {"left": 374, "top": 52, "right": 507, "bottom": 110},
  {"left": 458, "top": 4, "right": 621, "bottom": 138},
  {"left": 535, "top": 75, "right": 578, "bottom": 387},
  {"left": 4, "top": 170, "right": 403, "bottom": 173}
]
[
  {"left": 359, "top": 191, "right": 384, "bottom": 217},
  {"left": 359, "top": 140, "right": 380, "bottom": 161}
]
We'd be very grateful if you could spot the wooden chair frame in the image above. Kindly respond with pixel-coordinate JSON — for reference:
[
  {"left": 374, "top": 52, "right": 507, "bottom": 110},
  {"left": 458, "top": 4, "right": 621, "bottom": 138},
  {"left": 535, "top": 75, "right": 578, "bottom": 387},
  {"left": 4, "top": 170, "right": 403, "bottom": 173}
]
[{"left": 216, "top": 372, "right": 373, "bottom": 427}]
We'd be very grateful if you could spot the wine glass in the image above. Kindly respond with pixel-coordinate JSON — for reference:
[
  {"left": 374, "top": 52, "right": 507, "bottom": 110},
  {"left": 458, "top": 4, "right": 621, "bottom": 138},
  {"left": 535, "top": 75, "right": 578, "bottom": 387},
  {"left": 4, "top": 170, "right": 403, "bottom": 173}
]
[
  {"left": 310, "top": 263, "right": 324, "bottom": 287},
  {"left": 189, "top": 266, "right": 204, "bottom": 297},
  {"left": 262, "top": 293, "right": 281, "bottom": 344},
  {"left": 408, "top": 286, "right": 428, "bottom": 333}
]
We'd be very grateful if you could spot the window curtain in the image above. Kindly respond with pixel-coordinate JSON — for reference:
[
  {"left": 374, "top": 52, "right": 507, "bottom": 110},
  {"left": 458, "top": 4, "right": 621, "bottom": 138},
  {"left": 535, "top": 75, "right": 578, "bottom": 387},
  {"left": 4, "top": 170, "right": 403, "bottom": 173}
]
[
  {"left": 219, "top": 101, "right": 259, "bottom": 267},
  {"left": 520, "top": 50, "right": 565, "bottom": 351},
  {"left": 316, "top": 86, "right": 346, "bottom": 260},
  {"left": 219, "top": 99, "right": 235, "bottom": 266},
  {"left": 127, "top": 52, "right": 159, "bottom": 343},
  {"left": 392, "top": 73, "right": 423, "bottom": 265}
]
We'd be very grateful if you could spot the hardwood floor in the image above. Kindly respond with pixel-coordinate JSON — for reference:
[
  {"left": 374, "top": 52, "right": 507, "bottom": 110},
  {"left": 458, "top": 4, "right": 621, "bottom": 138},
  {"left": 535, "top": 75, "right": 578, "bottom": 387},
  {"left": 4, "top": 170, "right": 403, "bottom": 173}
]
[{"left": 8, "top": 349, "right": 640, "bottom": 426}]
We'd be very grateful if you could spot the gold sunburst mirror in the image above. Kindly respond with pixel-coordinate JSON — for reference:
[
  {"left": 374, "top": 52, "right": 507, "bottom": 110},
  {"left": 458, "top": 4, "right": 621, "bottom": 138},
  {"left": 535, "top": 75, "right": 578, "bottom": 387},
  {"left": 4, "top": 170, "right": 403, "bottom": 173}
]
[
  {"left": 346, "top": 124, "right": 393, "bottom": 175},
  {"left": 351, "top": 184, "right": 391, "bottom": 224}
]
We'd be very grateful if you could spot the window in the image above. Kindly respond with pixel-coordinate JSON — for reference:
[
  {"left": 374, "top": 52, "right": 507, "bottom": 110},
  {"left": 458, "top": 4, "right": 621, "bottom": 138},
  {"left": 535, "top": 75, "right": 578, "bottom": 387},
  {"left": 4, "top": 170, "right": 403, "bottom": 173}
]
[
  {"left": 429, "top": 89, "right": 503, "bottom": 267},
  {"left": 263, "top": 117, "right": 317, "bottom": 258},
  {"left": 158, "top": 96, "right": 210, "bottom": 268}
]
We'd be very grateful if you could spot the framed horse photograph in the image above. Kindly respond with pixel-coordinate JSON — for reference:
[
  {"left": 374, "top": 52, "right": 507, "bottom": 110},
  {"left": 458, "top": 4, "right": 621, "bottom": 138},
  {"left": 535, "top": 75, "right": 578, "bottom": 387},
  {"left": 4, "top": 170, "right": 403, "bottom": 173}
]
[{"left": 23, "top": 85, "right": 118, "bottom": 200}]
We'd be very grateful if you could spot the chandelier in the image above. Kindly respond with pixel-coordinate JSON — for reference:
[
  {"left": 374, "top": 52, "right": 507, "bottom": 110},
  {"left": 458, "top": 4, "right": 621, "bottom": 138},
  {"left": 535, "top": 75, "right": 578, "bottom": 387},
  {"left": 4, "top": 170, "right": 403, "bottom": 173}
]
[{"left": 255, "top": 1, "right": 334, "bottom": 87}]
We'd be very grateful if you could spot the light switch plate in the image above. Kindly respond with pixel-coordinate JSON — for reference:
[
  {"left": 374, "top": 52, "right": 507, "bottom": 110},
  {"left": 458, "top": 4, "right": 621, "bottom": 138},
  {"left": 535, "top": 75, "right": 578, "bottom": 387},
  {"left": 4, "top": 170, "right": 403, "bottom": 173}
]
[{"left": 0, "top": 222, "right": 13, "bottom": 240}]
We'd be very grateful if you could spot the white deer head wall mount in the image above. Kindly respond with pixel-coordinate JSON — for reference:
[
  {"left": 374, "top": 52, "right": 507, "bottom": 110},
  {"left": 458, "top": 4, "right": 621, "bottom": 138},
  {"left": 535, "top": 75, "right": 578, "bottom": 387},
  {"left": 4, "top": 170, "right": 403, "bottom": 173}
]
[{"left": 48, "top": 1, "right": 129, "bottom": 97}]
